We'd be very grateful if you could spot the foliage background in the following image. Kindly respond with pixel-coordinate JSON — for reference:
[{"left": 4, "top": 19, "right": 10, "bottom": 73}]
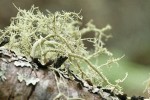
[{"left": 0, "top": 0, "right": 150, "bottom": 97}]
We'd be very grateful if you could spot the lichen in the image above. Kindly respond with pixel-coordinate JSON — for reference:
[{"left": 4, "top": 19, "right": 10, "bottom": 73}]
[
  {"left": 0, "top": 62, "right": 7, "bottom": 81},
  {"left": 17, "top": 72, "right": 39, "bottom": 85},
  {"left": 0, "top": 5, "right": 125, "bottom": 94}
]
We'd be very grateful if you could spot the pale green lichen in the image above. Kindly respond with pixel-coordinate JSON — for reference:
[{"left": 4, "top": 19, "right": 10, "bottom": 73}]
[
  {"left": 0, "top": 62, "right": 7, "bottom": 81},
  {"left": 0, "top": 5, "right": 125, "bottom": 93},
  {"left": 17, "top": 72, "right": 40, "bottom": 85}
]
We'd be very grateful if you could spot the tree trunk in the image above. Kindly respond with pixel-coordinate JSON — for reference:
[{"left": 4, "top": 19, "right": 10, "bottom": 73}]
[{"left": 0, "top": 48, "right": 102, "bottom": 100}]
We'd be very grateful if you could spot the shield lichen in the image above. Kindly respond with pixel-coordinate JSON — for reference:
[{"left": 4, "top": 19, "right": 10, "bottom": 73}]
[{"left": 0, "top": 62, "right": 7, "bottom": 81}]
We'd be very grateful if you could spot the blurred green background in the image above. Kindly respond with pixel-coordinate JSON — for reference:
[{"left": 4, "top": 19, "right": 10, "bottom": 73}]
[{"left": 0, "top": 0, "right": 150, "bottom": 97}]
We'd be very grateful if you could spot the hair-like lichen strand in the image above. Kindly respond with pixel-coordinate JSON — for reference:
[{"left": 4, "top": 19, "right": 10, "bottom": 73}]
[{"left": 0, "top": 6, "right": 125, "bottom": 94}]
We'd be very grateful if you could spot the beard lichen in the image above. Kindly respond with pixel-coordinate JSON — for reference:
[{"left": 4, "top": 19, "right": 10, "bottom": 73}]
[{"left": 0, "top": 5, "right": 126, "bottom": 95}]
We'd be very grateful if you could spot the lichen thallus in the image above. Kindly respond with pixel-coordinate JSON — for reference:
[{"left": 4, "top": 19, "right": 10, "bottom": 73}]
[{"left": 0, "top": 36, "right": 68, "bottom": 70}]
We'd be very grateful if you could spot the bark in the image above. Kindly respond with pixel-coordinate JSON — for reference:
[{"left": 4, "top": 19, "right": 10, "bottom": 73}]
[{"left": 0, "top": 49, "right": 102, "bottom": 100}]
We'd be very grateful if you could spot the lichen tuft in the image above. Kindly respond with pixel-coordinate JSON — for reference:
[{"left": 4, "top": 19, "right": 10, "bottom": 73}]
[{"left": 0, "top": 5, "right": 125, "bottom": 94}]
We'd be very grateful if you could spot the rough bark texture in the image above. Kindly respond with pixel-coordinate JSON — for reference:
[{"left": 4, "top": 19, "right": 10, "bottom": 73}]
[{"left": 0, "top": 54, "right": 102, "bottom": 100}]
